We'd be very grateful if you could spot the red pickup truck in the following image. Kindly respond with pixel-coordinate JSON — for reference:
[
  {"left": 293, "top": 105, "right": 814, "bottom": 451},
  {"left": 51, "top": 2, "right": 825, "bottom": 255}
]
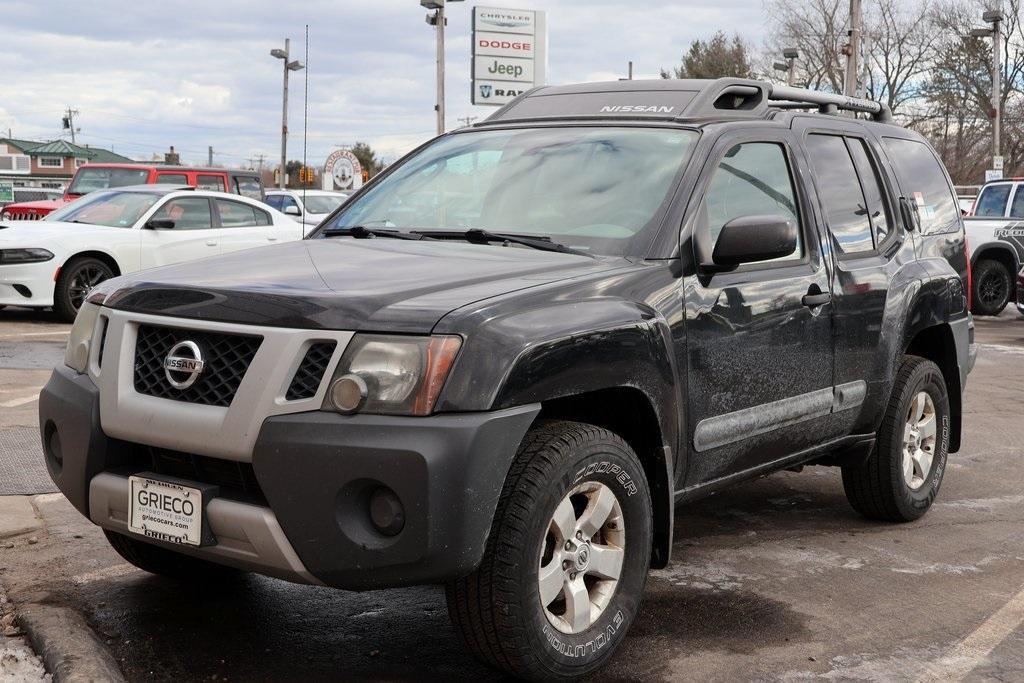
[{"left": 0, "top": 163, "right": 264, "bottom": 220}]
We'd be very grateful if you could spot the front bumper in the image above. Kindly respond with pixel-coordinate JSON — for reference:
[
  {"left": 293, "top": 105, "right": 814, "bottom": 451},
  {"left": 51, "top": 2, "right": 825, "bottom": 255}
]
[
  {"left": 0, "top": 260, "right": 55, "bottom": 307},
  {"left": 40, "top": 365, "right": 540, "bottom": 589}
]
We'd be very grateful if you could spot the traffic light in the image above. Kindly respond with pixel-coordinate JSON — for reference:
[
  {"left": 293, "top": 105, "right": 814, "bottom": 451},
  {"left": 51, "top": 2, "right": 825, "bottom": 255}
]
[{"left": 298, "top": 167, "right": 305, "bottom": 184}]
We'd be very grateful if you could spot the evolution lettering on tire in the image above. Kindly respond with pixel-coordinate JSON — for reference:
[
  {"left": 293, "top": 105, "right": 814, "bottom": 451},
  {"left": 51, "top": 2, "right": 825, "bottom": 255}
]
[{"left": 447, "top": 421, "right": 652, "bottom": 680}]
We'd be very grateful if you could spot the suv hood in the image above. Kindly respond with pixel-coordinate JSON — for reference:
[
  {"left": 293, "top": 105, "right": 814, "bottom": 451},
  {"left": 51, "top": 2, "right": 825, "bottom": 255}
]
[{"left": 103, "top": 238, "right": 628, "bottom": 332}]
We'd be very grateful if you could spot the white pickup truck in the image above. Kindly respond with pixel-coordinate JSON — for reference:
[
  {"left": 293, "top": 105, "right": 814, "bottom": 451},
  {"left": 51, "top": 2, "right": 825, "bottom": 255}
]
[{"left": 964, "top": 179, "right": 1024, "bottom": 315}]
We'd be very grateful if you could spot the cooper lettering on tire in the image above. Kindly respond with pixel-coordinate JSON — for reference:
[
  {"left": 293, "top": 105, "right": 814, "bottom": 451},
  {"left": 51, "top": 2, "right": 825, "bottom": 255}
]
[{"left": 446, "top": 420, "right": 652, "bottom": 680}]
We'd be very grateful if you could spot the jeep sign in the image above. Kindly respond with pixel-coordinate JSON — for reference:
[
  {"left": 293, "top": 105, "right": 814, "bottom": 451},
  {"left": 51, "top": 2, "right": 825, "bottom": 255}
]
[{"left": 472, "top": 6, "right": 546, "bottom": 106}]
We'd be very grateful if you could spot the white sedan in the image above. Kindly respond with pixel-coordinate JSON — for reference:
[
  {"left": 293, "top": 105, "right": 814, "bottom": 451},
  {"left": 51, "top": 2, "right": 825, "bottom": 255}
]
[
  {"left": 0, "top": 185, "right": 303, "bottom": 321},
  {"left": 264, "top": 189, "right": 349, "bottom": 231}
]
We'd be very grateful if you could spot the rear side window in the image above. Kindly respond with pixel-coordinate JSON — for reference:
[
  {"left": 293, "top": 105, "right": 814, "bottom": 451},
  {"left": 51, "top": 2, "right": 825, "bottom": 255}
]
[
  {"left": 156, "top": 173, "right": 188, "bottom": 185},
  {"left": 234, "top": 177, "right": 263, "bottom": 200},
  {"left": 197, "top": 174, "right": 226, "bottom": 191},
  {"left": 976, "top": 184, "right": 1012, "bottom": 217},
  {"left": 150, "top": 197, "right": 213, "bottom": 230},
  {"left": 216, "top": 198, "right": 271, "bottom": 227},
  {"left": 1009, "top": 188, "right": 1024, "bottom": 218},
  {"left": 804, "top": 134, "right": 874, "bottom": 255},
  {"left": 702, "top": 142, "right": 802, "bottom": 261},
  {"left": 881, "top": 137, "right": 959, "bottom": 234}
]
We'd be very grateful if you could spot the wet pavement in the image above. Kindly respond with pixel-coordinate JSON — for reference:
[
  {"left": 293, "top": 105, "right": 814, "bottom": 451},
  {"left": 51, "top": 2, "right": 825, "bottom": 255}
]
[{"left": 1, "top": 306, "right": 1023, "bottom": 681}]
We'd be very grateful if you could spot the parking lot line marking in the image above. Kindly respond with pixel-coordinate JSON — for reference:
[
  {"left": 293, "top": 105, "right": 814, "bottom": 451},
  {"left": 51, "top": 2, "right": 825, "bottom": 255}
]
[
  {"left": 72, "top": 563, "right": 139, "bottom": 585},
  {"left": 0, "top": 394, "right": 39, "bottom": 408},
  {"left": 916, "top": 583, "right": 1024, "bottom": 682}
]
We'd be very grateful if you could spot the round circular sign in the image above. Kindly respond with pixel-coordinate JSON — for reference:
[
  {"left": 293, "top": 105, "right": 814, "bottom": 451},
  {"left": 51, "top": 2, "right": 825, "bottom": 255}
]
[{"left": 323, "top": 149, "right": 363, "bottom": 192}]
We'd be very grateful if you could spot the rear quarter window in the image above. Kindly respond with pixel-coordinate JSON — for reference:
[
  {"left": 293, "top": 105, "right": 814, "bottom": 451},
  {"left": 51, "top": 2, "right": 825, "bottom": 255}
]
[
  {"left": 975, "top": 184, "right": 1011, "bottom": 217},
  {"left": 881, "top": 137, "right": 960, "bottom": 235}
]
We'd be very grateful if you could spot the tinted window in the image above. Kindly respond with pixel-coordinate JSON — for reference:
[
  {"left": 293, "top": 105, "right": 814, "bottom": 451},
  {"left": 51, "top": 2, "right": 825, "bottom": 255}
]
[
  {"left": 68, "top": 168, "right": 150, "bottom": 194},
  {"left": 234, "top": 177, "right": 263, "bottom": 200},
  {"left": 703, "top": 142, "right": 801, "bottom": 260},
  {"left": 265, "top": 195, "right": 285, "bottom": 210},
  {"left": 847, "top": 138, "right": 892, "bottom": 245},
  {"left": 156, "top": 174, "right": 188, "bottom": 185},
  {"left": 197, "top": 174, "right": 226, "bottom": 191},
  {"left": 1009, "top": 188, "right": 1024, "bottom": 218},
  {"left": 976, "top": 184, "right": 1012, "bottom": 217},
  {"left": 805, "top": 134, "right": 874, "bottom": 255},
  {"left": 216, "top": 198, "right": 270, "bottom": 227},
  {"left": 150, "top": 197, "right": 213, "bottom": 230},
  {"left": 882, "top": 137, "right": 959, "bottom": 234},
  {"left": 279, "top": 196, "right": 299, "bottom": 212}
]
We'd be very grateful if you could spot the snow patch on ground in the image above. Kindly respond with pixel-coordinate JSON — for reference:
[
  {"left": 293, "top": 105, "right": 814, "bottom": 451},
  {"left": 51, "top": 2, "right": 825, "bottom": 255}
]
[{"left": 0, "top": 636, "right": 49, "bottom": 682}]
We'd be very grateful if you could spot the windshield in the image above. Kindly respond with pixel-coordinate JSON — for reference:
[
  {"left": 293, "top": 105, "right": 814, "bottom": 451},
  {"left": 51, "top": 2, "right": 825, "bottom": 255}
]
[
  {"left": 46, "top": 190, "right": 161, "bottom": 228},
  {"left": 303, "top": 195, "right": 347, "bottom": 214},
  {"left": 68, "top": 167, "right": 150, "bottom": 195},
  {"left": 319, "top": 126, "right": 698, "bottom": 255}
]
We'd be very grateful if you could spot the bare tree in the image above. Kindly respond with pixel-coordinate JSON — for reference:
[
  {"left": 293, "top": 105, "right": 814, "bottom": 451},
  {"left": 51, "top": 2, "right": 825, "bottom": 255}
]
[
  {"left": 865, "top": 0, "right": 940, "bottom": 116},
  {"left": 763, "top": 0, "right": 848, "bottom": 91}
]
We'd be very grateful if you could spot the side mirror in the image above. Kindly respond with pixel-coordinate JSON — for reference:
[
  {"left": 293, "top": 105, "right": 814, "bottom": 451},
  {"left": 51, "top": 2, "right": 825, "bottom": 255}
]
[
  {"left": 284, "top": 206, "right": 302, "bottom": 216},
  {"left": 704, "top": 215, "right": 797, "bottom": 271},
  {"left": 145, "top": 219, "right": 176, "bottom": 230}
]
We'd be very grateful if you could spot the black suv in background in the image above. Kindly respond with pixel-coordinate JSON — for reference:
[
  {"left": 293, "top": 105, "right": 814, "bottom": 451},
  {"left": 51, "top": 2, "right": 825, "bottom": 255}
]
[{"left": 41, "top": 79, "right": 975, "bottom": 680}]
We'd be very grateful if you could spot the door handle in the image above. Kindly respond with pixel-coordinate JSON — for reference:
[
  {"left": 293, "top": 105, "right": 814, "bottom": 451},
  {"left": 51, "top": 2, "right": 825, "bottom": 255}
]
[
  {"left": 802, "top": 292, "right": 831, "bottom": 307},
  {"left": 266, "top": 236, "right": 278, "bottom": 242},
  {"left": 206, "top": 240, "right": 218, "bottom": 247}
]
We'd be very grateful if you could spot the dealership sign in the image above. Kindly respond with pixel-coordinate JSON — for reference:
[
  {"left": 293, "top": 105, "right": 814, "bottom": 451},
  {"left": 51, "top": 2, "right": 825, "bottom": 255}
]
[
  {"left": 322, "top": 149, "right": 363, "bottom": 193},
  {"left": 472, "top": 6, "right": 546, "bottom": 107}
]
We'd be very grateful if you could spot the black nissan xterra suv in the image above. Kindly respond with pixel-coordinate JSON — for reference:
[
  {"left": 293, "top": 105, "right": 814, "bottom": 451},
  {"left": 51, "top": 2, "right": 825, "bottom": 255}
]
[{"left": 40, "top": 79, "right": 975, "bottom": 680}]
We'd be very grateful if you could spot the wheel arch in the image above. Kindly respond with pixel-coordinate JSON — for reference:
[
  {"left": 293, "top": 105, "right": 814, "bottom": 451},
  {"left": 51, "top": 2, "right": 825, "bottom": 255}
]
[
  {"left": 58, "top": 250, "right": 123, "bottom": 280},
  {"left": 971, "top": 242, "right": 1019, "bottom": 275},
  {"left": 535, "top": 387, "right": 675, "bottom": 569}
]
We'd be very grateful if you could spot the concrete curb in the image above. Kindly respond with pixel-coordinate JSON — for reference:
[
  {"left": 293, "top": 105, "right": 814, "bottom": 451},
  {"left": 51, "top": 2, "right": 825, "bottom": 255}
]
[
  {"left": 17, "top": 602, "right": 125, "bottom": 683},
  {"left": 0, "top": 496, "right": 43, "bottom": 540}
]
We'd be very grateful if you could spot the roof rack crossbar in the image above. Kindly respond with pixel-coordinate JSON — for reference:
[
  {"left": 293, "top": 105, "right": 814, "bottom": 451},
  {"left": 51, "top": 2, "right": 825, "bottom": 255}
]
[{"left": 768, "top": 84, "right": 892, "bottom": 122}]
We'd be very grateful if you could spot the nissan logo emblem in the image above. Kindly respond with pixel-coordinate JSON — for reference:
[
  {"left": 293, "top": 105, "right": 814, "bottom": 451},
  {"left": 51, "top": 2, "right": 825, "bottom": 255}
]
[{"left": 163, "top": 340, "right": 205, "bottom": 389}]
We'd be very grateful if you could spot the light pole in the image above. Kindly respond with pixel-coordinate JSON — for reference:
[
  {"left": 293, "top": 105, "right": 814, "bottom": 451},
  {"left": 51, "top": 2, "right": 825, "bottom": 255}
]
[
  {"left": 271, "top": 39, "right": 304, "bottom": 189},
  {"left": 783, "top": 48, "right": 799, "bottom": 86},
  {"left": 843, "top": 0, "right": 863, "bottom": 98},
  {"left": 422, "top": 0, "right": 464, "bottom": 136},
  {"left": 972, "top": 8, "right": 1005, "bottom": 168}
]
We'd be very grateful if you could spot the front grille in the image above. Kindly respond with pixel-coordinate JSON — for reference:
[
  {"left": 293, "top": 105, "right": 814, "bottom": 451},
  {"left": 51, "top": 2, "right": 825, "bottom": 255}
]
[
  {"left": 133, "top": 325, "right": 262, "bottom": 407},
  {"left": 285, "top": 342, "right": 336, "bottom": 400},
  {"left": 0, "top": 210, "right": 45, "bottom": 220},
  {"left": 135, "top": 445, "right": 265, "bottom": 504}
]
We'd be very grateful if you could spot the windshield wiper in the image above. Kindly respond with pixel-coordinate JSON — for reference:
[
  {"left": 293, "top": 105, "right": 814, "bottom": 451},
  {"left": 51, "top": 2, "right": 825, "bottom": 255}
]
[
  {"left": 414, "top": 229, "right": 594, "bottom": 258},
  {"left": 321, "top": 226, "right": 434, "bottom": 241}
]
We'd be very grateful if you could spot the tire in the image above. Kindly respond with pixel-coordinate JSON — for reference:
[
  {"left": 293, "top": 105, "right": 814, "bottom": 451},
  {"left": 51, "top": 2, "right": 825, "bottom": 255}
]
[
  {"left": 446, "top": 420, "right": 652, "bottom": 680},
  {"left": 842, "top": 356, "right": 951, "bottom": 522},
  {"left": 53, "top": 256, "right": 115, "bottom": 323},
  {"left": 971, "top": 258, "right": 1012, "bottom": 316},
  {"left": 104, "top": 530, "right": 244, "bottom": 581}
]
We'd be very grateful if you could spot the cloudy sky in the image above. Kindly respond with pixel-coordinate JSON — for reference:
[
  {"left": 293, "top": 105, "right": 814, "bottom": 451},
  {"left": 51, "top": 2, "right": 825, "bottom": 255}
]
[{"left": 1, "top": 0, "right": 764, "bottom": 168}]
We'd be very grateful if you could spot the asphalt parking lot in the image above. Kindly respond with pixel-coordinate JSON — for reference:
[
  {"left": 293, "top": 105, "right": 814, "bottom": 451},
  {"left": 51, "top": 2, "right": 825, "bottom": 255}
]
[{"left": 1, "top": 305, "right": 1024, "bottom": 681}]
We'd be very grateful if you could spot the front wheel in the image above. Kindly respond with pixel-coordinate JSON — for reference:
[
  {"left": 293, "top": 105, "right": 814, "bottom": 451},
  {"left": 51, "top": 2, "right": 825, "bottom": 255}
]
[
  {"left": 971, "top": 258, "right": 1012, "bottom": 316},
  {"left": 446, "top": 420, "right": 652, "bottom": 680},
  {"left": 842, "top": 356, "right": 950, "bottom": 522},
  {"left": 53, "top": 256, "right": 115, "bottom": 322}
]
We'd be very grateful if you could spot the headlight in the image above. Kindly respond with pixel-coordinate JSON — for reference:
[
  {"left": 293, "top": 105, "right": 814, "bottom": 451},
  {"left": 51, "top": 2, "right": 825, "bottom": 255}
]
[
  {"left": 324, "top": 334, "right": 462, "bottom": 416},
  {"left": 0, "top": 248, "right": 54, "bottom": 264},
  {"left": 64, "top": 302, "right": 102, "bottom": 373}
]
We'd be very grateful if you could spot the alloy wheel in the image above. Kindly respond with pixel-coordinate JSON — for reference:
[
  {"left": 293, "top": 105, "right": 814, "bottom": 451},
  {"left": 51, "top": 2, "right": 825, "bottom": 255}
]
[
  {"left": 538, "top": 481, "right": 625, "bottom": 634},
  {"left": 902, "top": 391, "right": 937, "bottom": 491},
  {"left": 67, "top": 265, "right": 108, "bottom": 311}
]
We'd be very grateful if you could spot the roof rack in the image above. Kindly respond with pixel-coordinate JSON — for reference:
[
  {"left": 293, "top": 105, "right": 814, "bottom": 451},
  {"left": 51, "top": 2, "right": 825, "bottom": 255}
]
[
  {"left": 766, "top": 84, "right": 892, "bottom": 123},
  {"left": 478, "top": 78, "right": 893, "bottom": 126}
]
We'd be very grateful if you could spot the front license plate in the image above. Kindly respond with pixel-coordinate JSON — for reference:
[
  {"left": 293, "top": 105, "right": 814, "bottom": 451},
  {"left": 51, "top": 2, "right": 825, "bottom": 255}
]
[{"left": 128, "top": 476, "right": 202, "bottom": 546}]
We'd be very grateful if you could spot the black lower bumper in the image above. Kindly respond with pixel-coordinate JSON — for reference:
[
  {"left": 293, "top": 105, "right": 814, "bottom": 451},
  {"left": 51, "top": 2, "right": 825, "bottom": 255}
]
[{"left": 39, "top": 365, "right": 541, "bottom": 589}]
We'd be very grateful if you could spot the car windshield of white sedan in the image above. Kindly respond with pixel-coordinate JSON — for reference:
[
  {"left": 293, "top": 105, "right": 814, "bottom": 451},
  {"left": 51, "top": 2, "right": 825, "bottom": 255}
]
[
  {"left": 322, "top": 127, "right": 698, "bottom": 255},
  {"left": 46, "top": 191, "right": 161, "bottom": 228},
  {"left": 303, "top": 195, "right": 346, "bottom": 214}
]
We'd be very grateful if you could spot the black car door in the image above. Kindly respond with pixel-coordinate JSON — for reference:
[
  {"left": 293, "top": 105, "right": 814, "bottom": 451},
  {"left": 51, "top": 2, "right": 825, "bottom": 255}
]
[{"left": 682, "top": 130, "right": 838, "bottom": 486}]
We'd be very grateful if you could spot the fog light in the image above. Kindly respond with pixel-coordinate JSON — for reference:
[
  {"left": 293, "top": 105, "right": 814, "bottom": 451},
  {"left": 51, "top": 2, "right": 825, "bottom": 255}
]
[
  {"left": 329, "top": 374, "right": 367, "bottom": 414},
  {"left": 369, "top": 487, "right": 405, "bottom": 536}
]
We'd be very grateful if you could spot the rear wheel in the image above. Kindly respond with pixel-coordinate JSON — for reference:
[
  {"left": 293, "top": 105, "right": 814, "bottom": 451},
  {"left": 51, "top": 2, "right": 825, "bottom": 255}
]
[
  {"left": 53, "top": 256, "right": 115, "bottom": 322},
  {"left": 842, "top": 356, "right": 950, "bottom": 522},
  {"left": 446, "top": 420, "right": 652, "bottom": 680},
  {"left": 971, "top": 258, "right": 1012, "bottom": 316},
  {"left": 104, "top": 530, "right": 245, "bottom": 581}
]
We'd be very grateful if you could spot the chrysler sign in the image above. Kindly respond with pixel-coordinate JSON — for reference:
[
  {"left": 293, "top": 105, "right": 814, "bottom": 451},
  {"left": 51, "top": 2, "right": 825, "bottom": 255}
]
[{"left": 472, "top": 6, "right": 546, "bottom": 106}]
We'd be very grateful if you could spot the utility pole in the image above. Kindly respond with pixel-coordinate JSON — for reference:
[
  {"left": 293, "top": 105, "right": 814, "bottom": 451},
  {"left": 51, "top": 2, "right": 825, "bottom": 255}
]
[
  {"left": 843, "top": 0, "right": 863, "bottom": 98},
  {"left": 208, "top": 146, "right": 213, "bottom": 166},
  {"left": 422, "top": 0, "right": 464, "bottom": 136},
  {"left": 457, "top": 116, "right": 477, "bottom": 127},
  {"left": 270, "top": 39, "right": 304, "bottom": 189},
  {"left": 973, "top": 7, "right": 1005, "bottom": 168},
  {"left": 62, "top": 107, "right": 80, "bottom": 144},
  {"left": 628, "top": 61, "right": 634, "bottom": 80}
]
